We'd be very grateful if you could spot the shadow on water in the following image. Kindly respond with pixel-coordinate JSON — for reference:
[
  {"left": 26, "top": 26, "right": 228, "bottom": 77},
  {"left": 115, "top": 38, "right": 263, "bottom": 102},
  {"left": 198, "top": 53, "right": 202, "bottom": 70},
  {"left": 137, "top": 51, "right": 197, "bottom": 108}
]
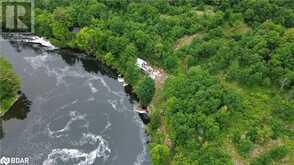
[
  {"left": 0, "top": 34, "right": 40, "bottom": 53},
  {"left": 0, "top": 94, "right": 31, "bottom": 139},
  {"left": 8, "top": 40, "right": 44, "bottom": 54},
  {"left": 58, "top": 49, "right": 119, "bottom": 79}
]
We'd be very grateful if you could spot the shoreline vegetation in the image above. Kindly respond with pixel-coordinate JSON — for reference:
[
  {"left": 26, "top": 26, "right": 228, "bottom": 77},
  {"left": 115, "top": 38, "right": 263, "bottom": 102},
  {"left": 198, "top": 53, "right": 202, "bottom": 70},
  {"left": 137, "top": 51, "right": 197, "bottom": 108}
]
[
  {"left": 0, "top": 57, "right": 21, "bottom": 117},
  {"left": 0, "top": 94, "right": 22, "bottom": 118},
  {"left": 34, "top": 1, "right": 293, "bottom": 165}
]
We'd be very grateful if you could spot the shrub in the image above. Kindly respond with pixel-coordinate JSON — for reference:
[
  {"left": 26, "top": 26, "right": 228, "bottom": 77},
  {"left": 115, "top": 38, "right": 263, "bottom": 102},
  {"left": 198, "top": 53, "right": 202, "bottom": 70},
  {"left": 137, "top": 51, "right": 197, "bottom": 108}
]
[
  {"left": 150, "top": 144, "right": 170, "bottom": 165},
  {"left": 135, "top": 76, "right": 155, "bottom": 106},
  {"left": 251, "top": 146, "right": 289, "bottom": 165}
]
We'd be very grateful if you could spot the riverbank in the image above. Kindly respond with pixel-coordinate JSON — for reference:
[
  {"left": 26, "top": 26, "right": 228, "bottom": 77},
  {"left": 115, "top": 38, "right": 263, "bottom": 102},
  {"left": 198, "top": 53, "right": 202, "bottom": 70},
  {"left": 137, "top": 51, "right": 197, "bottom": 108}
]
[
  {"left": 0, "top": 94, "right": 19, "bottom": 117},
  {"left": 0, "top": 56, "right": 21, "bottom": 117},
  {"left": 0, "top": 93, "right": 23, "bottom": 118},
  {"left": 17, "top": 34, "right": 160, "bottom": 123}
]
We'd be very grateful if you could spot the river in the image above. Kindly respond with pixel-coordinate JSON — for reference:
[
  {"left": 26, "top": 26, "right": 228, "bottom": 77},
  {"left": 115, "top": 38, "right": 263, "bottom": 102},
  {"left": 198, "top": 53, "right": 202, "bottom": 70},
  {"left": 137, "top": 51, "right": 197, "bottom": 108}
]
[{"left": 0, "top": 35, "right": 150, "bottom": 165}]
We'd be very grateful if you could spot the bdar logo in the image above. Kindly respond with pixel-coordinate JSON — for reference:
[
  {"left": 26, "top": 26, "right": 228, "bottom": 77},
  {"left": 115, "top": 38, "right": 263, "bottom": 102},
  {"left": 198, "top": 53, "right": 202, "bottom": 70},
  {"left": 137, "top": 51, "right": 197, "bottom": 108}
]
[{"left": 0, "top": 156, "right": 10, "bottom": 165}]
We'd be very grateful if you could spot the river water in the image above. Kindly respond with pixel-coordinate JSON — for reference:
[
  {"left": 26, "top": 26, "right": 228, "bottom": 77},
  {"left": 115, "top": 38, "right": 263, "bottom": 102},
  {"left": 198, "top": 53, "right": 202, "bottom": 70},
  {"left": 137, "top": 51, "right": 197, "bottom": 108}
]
[{"left": 0, "top": 35, "right": 150, "bottom": 165}]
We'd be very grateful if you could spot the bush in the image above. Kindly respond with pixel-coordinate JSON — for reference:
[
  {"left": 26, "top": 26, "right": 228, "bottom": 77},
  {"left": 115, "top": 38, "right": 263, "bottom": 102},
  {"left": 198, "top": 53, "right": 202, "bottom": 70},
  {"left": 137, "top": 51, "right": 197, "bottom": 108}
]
[
  {"left": 237, "top": 138, "right": 254, "bottom": 157},
  {"left": 150, "top": 144, "right": 170, "bottom": 165},
  {"left": 149, "top": 109, "right": 161, "bottom": 131},
  {"left": 135, "top": 76, "right": 155, "bottom": 106},
  {"left": 251, "top": 146, "right": 289, "bottom": 165}
]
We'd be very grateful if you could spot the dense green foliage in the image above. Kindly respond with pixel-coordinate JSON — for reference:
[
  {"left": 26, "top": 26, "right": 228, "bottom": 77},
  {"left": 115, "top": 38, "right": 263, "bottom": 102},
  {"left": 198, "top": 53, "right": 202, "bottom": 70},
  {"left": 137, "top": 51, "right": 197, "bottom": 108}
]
[
  {"left": 150, "top": 144, "right": 170, "bottom": 165},
  {"left": 181, "top": 21, "right": 294, "bottom": 90},
  {"left": 34, "top": 1, "right": 294, "bottom": 164},
  {"left": 163, "top": 67, "right": 237, "bottom": 164},
  {"left": 135, "top": 76, "right": 155, "bottom": 106},
  {"left": 251, "top": 146, "right": 289, "bottom": 165},
  {"left": 0, "top": 57, "right": 20, "bottom": 114}
]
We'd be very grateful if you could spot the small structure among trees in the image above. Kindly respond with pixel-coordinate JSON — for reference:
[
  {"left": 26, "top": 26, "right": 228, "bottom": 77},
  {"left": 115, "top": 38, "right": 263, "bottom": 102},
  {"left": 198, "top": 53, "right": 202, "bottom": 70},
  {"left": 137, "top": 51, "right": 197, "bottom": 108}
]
[{"left": 136, "top": 58, "right": 160, "bottom": 80}]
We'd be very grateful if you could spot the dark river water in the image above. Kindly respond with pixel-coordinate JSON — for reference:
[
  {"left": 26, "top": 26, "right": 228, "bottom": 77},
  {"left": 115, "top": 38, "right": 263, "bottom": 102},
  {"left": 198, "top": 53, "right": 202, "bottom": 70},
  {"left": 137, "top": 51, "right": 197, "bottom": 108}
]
[{"left": 0, "top": 35, "right": 150, "bottom": 165}]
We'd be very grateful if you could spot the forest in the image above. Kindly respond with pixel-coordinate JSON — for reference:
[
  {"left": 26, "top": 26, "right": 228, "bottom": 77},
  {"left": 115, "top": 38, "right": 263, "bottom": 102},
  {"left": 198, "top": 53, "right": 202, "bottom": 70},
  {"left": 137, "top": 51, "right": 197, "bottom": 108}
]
[
  {"left": 33, "top": 0, "right": 294, "bottom": 164},
  {"left": 0, "top": 57, "right": 20, "bottom": 115}
]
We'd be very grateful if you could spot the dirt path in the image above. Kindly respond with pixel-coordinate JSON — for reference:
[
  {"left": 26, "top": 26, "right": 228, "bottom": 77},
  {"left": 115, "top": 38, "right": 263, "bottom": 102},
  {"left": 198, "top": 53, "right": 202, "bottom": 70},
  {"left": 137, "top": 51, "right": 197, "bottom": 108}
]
[
  {"left": 154, "top": 68, "right": 168, "bottom": 89},
  {"left": 174, "top": 33, "right": 202, "bottom": 50},
  {"left": 224, "top": 141, "right": 247, "bottom": 165}
]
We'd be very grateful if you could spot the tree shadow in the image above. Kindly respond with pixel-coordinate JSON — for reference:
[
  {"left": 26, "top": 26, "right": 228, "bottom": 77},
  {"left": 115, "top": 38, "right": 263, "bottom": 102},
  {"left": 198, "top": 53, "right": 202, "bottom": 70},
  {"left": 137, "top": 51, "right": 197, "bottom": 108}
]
[
  {"left": 0, "top": 94, "right": 31, "bottom": 139},
  {"left": 58, "top": 49, "right": 119, "bottom": 79}
]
